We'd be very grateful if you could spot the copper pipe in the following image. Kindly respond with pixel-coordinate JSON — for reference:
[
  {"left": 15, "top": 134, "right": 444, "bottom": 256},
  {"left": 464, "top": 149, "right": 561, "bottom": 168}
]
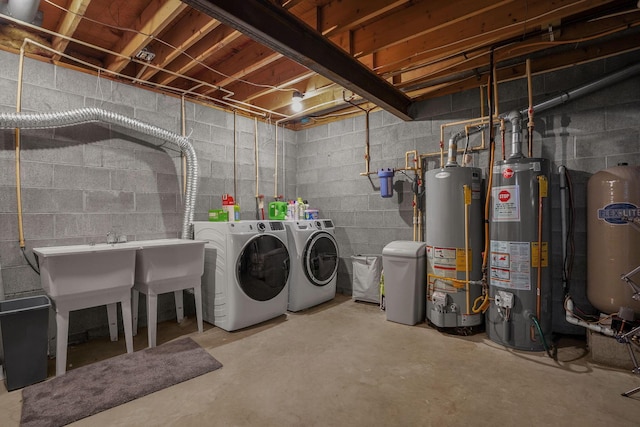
[
  {"left": 493, "top": 65, "right": 499, "bottom": 118},
  {"left": 500, "top": 119, "right": 506, "bottom": 161},
  {"left": 254, "top": 117, "right": 259, "bottom": 199},
  {"left": 15, "top": 44, "right": 27, "bottom": 249},
  {"left": 233, "top": 110, "right": 238, "bottom": 200},
  {"left": 526, "top": 59, "right": 534, "bottom": 157},
  {"left": 274, "top": 122, "right": 279, "bottom": 199}
]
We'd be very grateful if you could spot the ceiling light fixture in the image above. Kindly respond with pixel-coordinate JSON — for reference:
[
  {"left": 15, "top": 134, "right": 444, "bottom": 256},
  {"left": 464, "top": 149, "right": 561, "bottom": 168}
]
[
  {"left": 135, "top": 47, "right": 156, "bottom": 62},
  {"left": 292, "top": 91, "right": 303, "bottom": 112}
]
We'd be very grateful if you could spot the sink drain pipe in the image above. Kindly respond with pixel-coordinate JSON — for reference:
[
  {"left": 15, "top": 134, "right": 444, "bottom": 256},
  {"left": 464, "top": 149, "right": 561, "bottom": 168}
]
[{"left": 0, "top": 107, "right": 199, "bottom": 239}]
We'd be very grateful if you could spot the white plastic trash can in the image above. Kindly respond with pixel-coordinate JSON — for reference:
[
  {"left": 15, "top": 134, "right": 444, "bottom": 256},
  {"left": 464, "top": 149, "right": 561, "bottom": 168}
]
[
  {"left": 351, "top": 255, "right": 382, "bottom": 303},
  {"left": 382, "top": 241, "right": 426, "bottom": 325}
]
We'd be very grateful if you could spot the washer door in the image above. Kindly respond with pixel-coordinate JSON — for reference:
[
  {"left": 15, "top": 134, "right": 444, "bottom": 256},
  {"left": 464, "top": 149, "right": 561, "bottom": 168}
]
[
  {"left": 303, "top": 231, "right": 339, "bottom": 286},
  {"left": 237, "top": 234, "right": 290, "bottom": 301}
]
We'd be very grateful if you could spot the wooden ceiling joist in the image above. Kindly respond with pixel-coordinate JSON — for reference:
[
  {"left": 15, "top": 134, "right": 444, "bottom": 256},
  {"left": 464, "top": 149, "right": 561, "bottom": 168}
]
[
  {"left": 182, "top": 0, "right": 413, "bottom": 120},
  {"left": 105, "top": 0, "right": 188, "bottom": 73},
  {"left": 51, "top": 0, "right": 92, "bottom": 60}
]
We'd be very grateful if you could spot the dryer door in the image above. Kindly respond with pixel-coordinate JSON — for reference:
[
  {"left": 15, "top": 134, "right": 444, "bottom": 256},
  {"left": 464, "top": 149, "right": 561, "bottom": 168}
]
[
  {"left": 303, "top": 231, "right": 339, "bottom": 286},
  {"left": 237, "top": 234, "right": 290, "bottom": 301}
]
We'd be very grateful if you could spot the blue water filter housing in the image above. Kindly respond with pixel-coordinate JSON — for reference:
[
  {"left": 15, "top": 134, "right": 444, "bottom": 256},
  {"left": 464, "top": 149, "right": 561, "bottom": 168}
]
[{"left": 378, "top": 168, "right": 395, "bottom": 198}]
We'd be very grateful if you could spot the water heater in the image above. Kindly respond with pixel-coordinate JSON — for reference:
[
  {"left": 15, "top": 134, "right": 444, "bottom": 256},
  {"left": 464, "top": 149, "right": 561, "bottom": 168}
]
[
  {"left": 486, "top": 157, "right": 552, "bottom": 351},
  {"left": 425, "top": 166, "right": 483, "bottom": 328},
  {"left": 587, "top": 164, "right": 640, "bottom": 315}
]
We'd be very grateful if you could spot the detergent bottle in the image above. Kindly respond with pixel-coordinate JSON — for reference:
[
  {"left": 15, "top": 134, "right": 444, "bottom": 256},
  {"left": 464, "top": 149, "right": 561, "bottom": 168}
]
[{"left": 296, "top": 197, "right": 305, "bottom": 220}]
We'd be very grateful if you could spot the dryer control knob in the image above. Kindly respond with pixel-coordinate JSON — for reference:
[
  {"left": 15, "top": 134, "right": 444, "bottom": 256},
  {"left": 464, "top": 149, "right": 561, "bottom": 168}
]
[
  {"left": 257, "top": 222, "right": 266, "bottom": 231},
  {"left": 315, "top": 221, "right": 322, "bottom": 229}
]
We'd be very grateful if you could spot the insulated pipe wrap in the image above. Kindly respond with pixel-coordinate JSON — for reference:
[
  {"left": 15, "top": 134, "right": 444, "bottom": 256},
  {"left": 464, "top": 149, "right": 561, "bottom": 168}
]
[{"left": 0, "top": 108, "right": 198, "bottom": 239}]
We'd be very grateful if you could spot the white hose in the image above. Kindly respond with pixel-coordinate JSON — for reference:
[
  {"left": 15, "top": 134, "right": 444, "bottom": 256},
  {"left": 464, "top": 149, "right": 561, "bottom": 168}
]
[{"left": 0, "top": 108, "right": 198, "bottom": 239}]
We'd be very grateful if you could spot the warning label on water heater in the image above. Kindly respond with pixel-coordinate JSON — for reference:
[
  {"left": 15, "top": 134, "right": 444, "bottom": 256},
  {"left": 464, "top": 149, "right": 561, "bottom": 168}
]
[
  {"left": 492, "top": 185, "right": 520, "bottom": 221},
  {"left": 429, "top": 245, "right": 457, "bottom": 278},
  {"left": 490, "top": 240, "right": 531, "bottom": 290}
]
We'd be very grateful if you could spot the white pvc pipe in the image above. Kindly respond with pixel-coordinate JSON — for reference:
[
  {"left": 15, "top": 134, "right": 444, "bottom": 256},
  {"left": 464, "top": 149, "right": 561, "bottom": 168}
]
[{"left": 565, "top": 297, "right": 615, "bottom": 337}]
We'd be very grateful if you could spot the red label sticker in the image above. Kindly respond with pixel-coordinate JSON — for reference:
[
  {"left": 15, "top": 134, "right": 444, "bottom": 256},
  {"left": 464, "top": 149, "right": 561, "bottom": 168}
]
[
  {"left": 498, "top": 190, "right": 511, "bottom": 202},
  {"left": 503, "top": 168, "right": 514, "bottom": 179}
]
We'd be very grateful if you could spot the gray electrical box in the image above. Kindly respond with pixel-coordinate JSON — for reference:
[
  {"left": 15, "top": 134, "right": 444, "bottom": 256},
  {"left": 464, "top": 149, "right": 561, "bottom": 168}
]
[{"left": 382, "top": 241, "right": 426, "bottom": 325}]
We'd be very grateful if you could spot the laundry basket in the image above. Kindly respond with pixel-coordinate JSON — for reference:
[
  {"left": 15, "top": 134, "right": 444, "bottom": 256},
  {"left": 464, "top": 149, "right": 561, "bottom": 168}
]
[{"left": 351, "top": 255, "right": 382, "bottom": 303}]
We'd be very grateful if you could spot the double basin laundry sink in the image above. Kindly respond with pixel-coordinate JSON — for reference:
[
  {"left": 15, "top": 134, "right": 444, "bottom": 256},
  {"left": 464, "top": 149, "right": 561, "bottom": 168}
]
[{"left": 33, "top": 238, "right": 205, "bottom": 375}]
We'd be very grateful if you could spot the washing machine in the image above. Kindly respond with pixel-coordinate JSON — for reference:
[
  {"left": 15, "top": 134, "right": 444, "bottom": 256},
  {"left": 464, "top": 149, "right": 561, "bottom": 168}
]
[
  {"left": 193, "top": 220, "right": 290, "bottom": 331},
  {"left": 285, "top": 219, "right": 339, "bottom": 312}
]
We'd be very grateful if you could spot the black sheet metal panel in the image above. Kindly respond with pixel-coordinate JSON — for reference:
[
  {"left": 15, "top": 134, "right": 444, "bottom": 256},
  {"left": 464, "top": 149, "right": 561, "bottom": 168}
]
[{"left": 182, "top": 0, "right": 414, "bottom": 121}]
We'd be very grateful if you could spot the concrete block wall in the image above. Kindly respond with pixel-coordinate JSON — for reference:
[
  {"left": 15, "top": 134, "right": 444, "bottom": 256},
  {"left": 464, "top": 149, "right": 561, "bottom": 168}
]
[
  {"left": 1, "top": 45, "right": 639, "bottom": 340},
  {"left": 298, "top": 50, "right": 640, "bottom": 335},
  {"left": 0, "top": 50, "right": 296, "bottom": 340}
]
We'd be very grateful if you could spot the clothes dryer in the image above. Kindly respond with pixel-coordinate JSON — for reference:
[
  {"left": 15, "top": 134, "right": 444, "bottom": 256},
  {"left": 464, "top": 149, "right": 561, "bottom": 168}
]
[
  {"left": 193, "top": 221, "right": 290, "bottom": 331},
  {"left": 285, "top": 219, "right": 339, "bottom": 312}
]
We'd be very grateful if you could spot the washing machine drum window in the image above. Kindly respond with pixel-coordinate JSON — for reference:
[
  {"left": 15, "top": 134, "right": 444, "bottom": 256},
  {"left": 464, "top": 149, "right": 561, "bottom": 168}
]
[
  {"left": 237, "top": 235, "right": 290, "bottom": 301},
  {"left": 303, "top": 232, "right": 339, "bottom": 286}
]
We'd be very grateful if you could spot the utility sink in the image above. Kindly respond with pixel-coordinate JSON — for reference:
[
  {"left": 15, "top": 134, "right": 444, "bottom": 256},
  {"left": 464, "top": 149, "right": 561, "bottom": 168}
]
[
  {"left": 33, "top": 243, "right": 138, "bottom": 376},
  {"left": 32, "top": 238, "right": 206, "bottom": 374},
  {"left": 34, "top": 239, "right": 205, "bottom": 301},
  {"left": 129, "top": 239, "right": 206, "bottom": 348},
  {"left": 130, "top": 238, "right": 206, "bottom": 286},
  {"left": 34, "top": 243, "right": 138, "bottom": 303}
]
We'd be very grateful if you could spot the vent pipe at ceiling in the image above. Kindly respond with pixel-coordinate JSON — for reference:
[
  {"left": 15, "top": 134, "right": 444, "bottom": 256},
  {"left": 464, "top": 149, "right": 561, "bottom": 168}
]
[
  {"left": 444, "top": 62, "right": 640, "bottom": 165},
  {"left": 0, "top": 0, "right": 42, "bottom": 25}
]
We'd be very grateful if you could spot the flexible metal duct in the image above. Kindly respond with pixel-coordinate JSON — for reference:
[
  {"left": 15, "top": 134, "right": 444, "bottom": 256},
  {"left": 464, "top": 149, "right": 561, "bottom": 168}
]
[{"left": 0, "top": 107, "right": 198, "bottom": 239}]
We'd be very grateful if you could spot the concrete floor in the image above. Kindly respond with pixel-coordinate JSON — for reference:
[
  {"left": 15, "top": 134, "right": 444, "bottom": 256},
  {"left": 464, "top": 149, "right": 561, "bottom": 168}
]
[{"left": 2, "top": 294, "right": 640, "bottom": 426}]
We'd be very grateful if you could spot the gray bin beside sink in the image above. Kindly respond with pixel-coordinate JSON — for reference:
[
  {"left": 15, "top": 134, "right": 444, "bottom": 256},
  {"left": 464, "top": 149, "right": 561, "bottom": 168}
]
[
  {"left": 382, "top": 241, "right": 426, "bottom": 326},
  {"left": 0, "top": 295, "right": 51, "bottom": 391}
]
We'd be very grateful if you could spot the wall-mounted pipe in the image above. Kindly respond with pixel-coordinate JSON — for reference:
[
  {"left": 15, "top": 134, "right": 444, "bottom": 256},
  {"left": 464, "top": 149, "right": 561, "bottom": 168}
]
[
  {"left": 0, "top": 108, "right": 199, "bottom": 239},
  {"left": 530, "top": 62, "right": 640, "bottom": 114},
  {"left": 274, "top": 123, "right": 279, "bottom": 199},
  {"left": 559, "top": 165, "right": 568, "bottom": 293},
  {"left": 432, "top": 62, "right": 640, "bottom": 164},
  {"left": 526, "top": 59, "right": 534, "bottom": 158},
  {"left": 233, "top": 110, "right": 238, "bottom": 201}
]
